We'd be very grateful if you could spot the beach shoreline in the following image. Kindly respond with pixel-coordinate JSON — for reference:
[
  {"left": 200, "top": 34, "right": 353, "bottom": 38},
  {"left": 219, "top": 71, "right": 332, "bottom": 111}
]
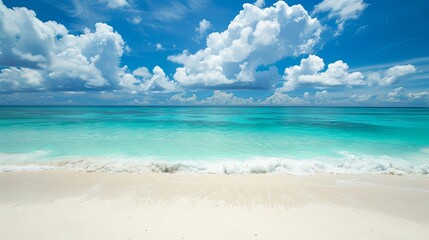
[{"left": 1, "top": 170, "right": 428, "bottom": 240}]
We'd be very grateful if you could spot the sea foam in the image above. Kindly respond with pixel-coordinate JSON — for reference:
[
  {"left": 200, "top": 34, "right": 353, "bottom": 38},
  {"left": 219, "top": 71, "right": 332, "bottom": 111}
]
[{"left": 0, "top": 151, "right": 427, "bottom": 175}]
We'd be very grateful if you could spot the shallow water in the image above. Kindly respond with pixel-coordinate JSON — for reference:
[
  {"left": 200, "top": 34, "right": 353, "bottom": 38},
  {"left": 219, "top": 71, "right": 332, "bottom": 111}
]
[{"left": 0, "top": 106, "right": 428, "bottom": 174}]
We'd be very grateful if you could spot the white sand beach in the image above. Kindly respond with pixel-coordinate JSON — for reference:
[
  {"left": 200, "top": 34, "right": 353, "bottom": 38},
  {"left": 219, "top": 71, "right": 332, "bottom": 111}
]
[{"left": 0, "top": 170, "right": 428, "bottom": 240}]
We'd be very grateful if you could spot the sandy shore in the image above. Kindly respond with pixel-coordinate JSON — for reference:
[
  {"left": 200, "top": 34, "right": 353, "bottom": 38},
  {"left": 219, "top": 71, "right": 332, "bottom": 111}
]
[{"left": 0, "top": 170, "right": 428, "bottom": 240}]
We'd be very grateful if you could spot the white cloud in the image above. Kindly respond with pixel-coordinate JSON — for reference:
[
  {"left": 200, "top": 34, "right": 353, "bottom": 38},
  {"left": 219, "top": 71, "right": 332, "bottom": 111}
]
[
  {"left": 279, "top": 55, "right": 365, "bottom": 92},
  {"left": 0, "top": 67, "right": 44, "bottom": 92},
  {"left": 132, "top": 67, "right": 152, "bottom": 78},
  {"left": 169, "top": 90, "right": 253, "bottom": 105},
  {"left": 0, "top": 2, "right": 129, "bottom": 91},
  {"left": 120, "top": 66, "right": 178, "bottom": 93},
  {"left": 372, "top": 87, "right": 429, "bottom": 104},
  {"left": 314, "top": 0, "right": 367, "bottom": 35},
  {"left": 130, "top": 99, "right": 149, "bottom": 105},
  {"left": 47, "top": 23, "right": 126, "bottom": 89},
  {"left": 129, "top": 16, "right": 142, "bottom": 24},
  {"left": 0, "top": 2, "right": 179, "bottom": 94},
  {"left": 261, "top": 91, "right": 306, "bottom": 105},
  {"left": 200, "top": 90, "right": 254, "bottom": 105},
  {"left": 156, "top": 43, "right": 164, "bottom": 51},
  {"left": 279, "top": 55, "right": 417, "bottom": 92},
  {"left": 315, "top": 90, "right": 328, "bottom": 97},
  {"left": 0, "top": 2, "right": 68, "bottom": 69},
  {"left": 349, "top": 94, "right": 372, "bottom": 103},
  {"left": 408, "top": 91, "right": 429, "bottom": 100},
  {"left": 0, "top": 3, "right": 126, "bottom": 91},
  {"left": 100, "top": 0, "right": 129, "bottom": 9},
  {"left": 195, "top": 19, "right": 212, "bottom": 41},
  {"left": 368, "top": 65, "right": 416, "bottom": 86},
  {"left": 169, "top": 93, "right": 198, "bottom": 104},
  {"left": 148, "top": 66, "right": 177, "bottom": 91},
  {"left": 387, "top": 87, "right": 403, "bottom": 98},
  {"left": 254, "top": 0, "right": 265, "bottom": 8},
  {"left": 304, "top": 91, "right": 309, "bottom": 98},
  {"left": 375, "top": 87, "right": 405, "bottom": 103},
  {"left": 168, "top": 1, "right": 322, "bottom": 88}
]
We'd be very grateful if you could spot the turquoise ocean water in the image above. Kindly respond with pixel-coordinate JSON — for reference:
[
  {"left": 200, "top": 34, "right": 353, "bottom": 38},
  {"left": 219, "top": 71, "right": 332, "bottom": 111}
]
[{"left": 0, "top": 106, "right": 428, "bottom": 174}]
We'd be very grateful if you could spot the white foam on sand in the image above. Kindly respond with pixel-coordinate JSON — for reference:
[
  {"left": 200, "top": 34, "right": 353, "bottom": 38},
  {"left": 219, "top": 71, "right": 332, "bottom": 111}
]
[
  {"left": 0, "top": 151, "right": 56, "bottom": 172},
  {"left": 0, "top": 151, "right": 427, "bottom": 175}
]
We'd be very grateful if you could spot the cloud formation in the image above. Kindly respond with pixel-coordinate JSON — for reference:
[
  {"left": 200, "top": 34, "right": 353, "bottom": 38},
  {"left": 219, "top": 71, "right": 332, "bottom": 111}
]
[
  {"left": 368, "top": 65, "right": 416, "bottom": 86},
  {"left": 253, "top": 0, "right": 265, "bottom": 8},
  {"left": 261, "top": 92, "right": 305, "bottom": 105},
  {"left": 0, "top": 1, "right": 177, "bottom": 93},
  {"left": 195, "top": 19, "right": 212, "bottom": 41},
  {"left": 169, "top": 90, "right": 254, "bottom": 105},
  {"left": 0, "top": 67, "right": 44, "bottom": 92},
  {"left": 156, "top": 43, "right": 164, "bottom": 51},
  {"left": 100, "top": 0, "right": 129, "bottom": 9},
  {"left": 120, "top": 66, "right": 177, "bottom": 93},
  {"left": 168, "top": 1, "right": 322, "bottom": 89},
  {"left": 0, "top": 0, "right": 424, "bottom": 107},
  {"left": 372, "top": 87, "right": 428, "bottom": 104},
  {"left": 0, "top": 2, "right": 68, "bottom": 69},
  {"left": 200, "top": 90, "right": 254, "bottom": 105},
  {"left": 278, "top": 55, "right": 416, "bottom": 92},
  {"left": 279, "top": 55, "right": 365, "bottom": 92},
  {"left": 314, "top": 0, "right": 367, "bottom": 34}
]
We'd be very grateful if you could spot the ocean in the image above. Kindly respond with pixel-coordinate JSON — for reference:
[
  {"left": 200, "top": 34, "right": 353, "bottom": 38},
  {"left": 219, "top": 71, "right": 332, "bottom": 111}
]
[{"left": 0, "top": 106, "right": 428, "bottom": 175}]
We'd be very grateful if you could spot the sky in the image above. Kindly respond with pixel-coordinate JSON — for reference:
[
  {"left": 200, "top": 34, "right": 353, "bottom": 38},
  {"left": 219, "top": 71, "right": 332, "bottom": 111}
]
[{"left": 0, "top": 0, "right": 428, "bottom": 106}]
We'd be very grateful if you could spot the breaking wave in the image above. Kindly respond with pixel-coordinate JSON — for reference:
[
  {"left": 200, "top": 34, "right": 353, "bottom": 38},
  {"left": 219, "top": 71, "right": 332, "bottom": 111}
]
[{"left": 0, "top": 151, "right": 428, "bottom": 175}]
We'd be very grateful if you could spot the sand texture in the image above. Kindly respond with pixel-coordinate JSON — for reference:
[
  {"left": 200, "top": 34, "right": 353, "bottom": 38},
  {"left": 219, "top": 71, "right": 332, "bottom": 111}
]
[{"left": 0, "top": 170, "right": 428, "bottom": 240}]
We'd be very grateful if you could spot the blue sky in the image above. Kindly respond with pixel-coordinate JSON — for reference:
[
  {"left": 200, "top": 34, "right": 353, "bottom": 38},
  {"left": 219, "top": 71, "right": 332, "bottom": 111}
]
[{"left": 0, "top": 0, "right": 428, "bottom": 106}]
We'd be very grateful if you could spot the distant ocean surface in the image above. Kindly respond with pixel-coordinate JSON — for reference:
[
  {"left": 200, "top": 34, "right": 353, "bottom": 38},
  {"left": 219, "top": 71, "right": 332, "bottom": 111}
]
[{"left": 0, "top": 106, "right": 428, "bottom": 175}]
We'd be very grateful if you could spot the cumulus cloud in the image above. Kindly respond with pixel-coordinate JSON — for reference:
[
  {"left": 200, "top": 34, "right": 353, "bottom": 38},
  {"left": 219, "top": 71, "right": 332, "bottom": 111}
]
[
  {"left": 314, "top": 0, "right": 367, "bottom": 35},
  {"left": 0, "top": 67, "right": 44, "bottom": 92},
  {"left": 119, "top": 66, "right": 178, "bottom": 93},
  {"left": 375, "top": 87, "right": 406, "bottom": 103},
  {"left": 168, "top": 87, "right": 428, "bottom": 106},
  {"left": 368, "top": 65, "right": 416, "bottom": 86},
  {"left": 169, "top": 90, "right": 253, "bottom": 105},
  {"left": 132, "top": 67, "right": 152, "bottom": 78},
  {"left": 200, "top": 90, "right": 254, "bottom": 105},
  {"left": 0, "top": 2, "right": 68, "bottom": 69},
  {"left": 315, "top": 90, "right": 328, "bottom": 97},
  {"left": 100, "top": 0, "right": 129, "bottom": 9},
  {"left": 254, "top": 0, "right": 265, "bottom": 8},
  {"left": 279, "top": 55, "right": 365, "bottom": 92},
  {"left": 47, "top": 23, "right": 126, "bottom": 89},
  {"left": 278, "top": 55, "right": 417, "bottom": 92},
  {"left": 168, "top": 1, "right": 322, "bottom": 89},
  {"left": 304, "top": 91, "right": 309, "bottom": 98},
  {"left": 0, "top": 2, "right": 179, "bottom": 94},
  {"left": 169, "top": 92, "right": 198, "bottom": 104},
  {"left": 261, "top": 91, "right": 306, "bottom": 105},
  {"left": 195, "top": 19, "right": 212, "bottom": 41},
  {"left": 0, "top": 2, "right": 132, "bottom": 92},
  {"left": 375, "top": 87, "right": 429, "bottom": 104}
]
